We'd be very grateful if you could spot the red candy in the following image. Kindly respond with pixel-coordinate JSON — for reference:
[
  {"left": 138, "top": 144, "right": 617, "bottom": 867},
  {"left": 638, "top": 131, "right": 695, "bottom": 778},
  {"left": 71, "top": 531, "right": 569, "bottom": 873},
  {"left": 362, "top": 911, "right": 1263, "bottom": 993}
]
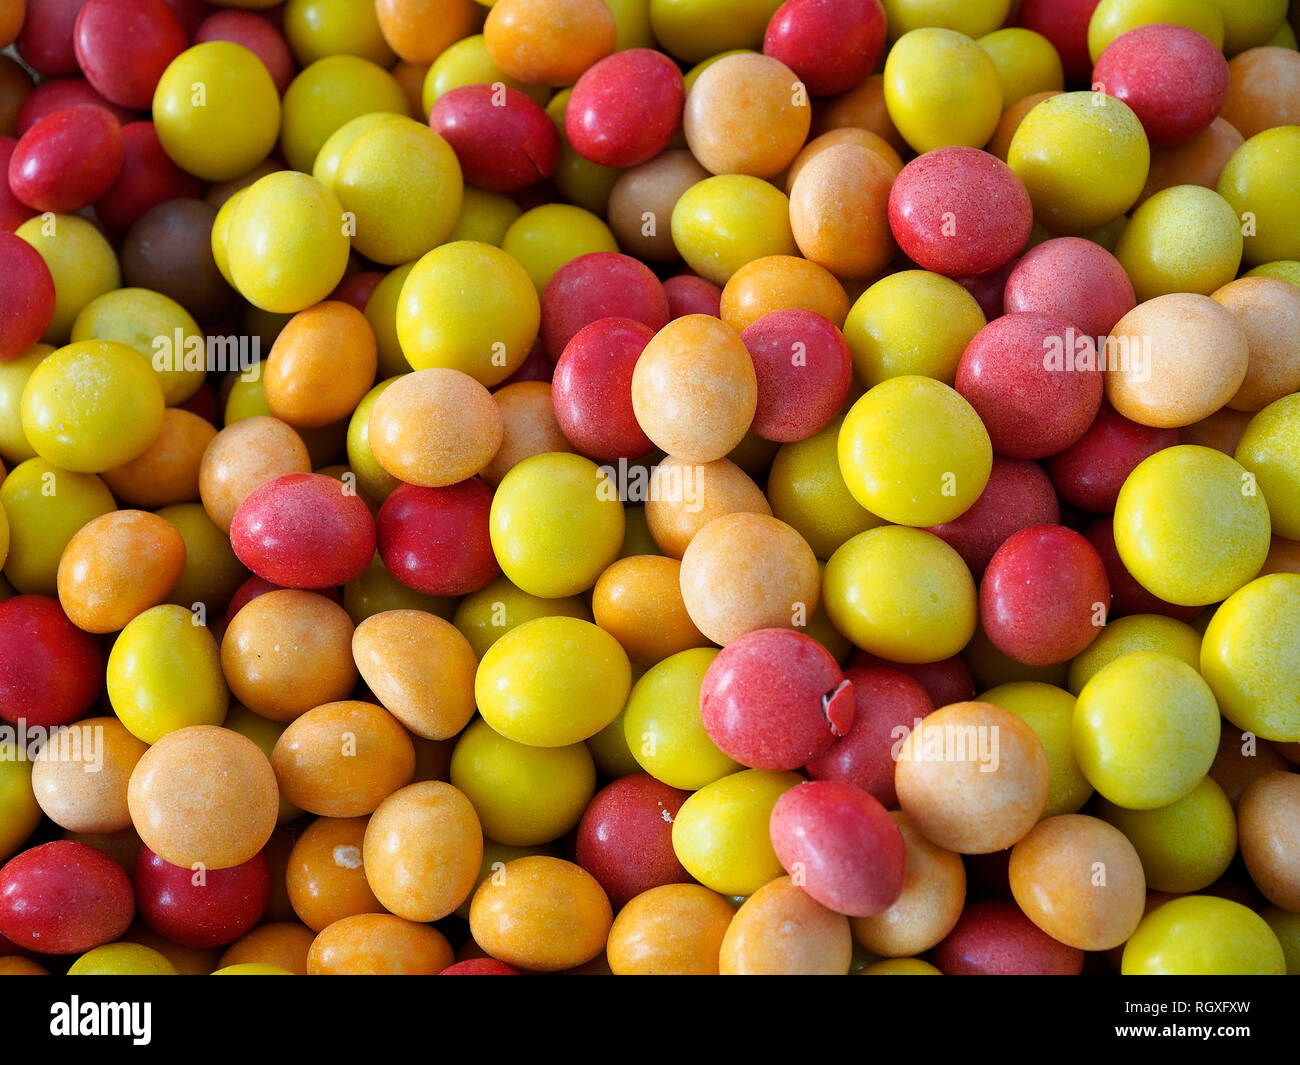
[
  {"left": 540, "top": 251, "right": 669, "bottom": 359},
  {"left": 888, "top": 146, "right": 1033, "bottom": 278},
  {"left": 230, "top": 472, "right": 377, "bottom": 589},
  {"left": 376, "top": 480, "right": 500, "bottom": 597},
  {"left": 1083, "top": 518, "right": 1201, "bottom": 623},
  {"left": 0, "top": 140, "right": 37, "bottom": 232},
  {"left": 769, "top": 779, "right": 905, "bottom": 917},
  {"left": 1043, "top": 402, "right": 1178, "bottom": 513},
  {"left": 957, "top": 256, "right": 1018, "bottom": 321},
  {"left": 805, "top": 665, "right": 933, "bottom": 808},
  {"left": 195, "top": 11, "right": 295, "bottom": 96},
  {"left": 94, "top": 120, "right": 202, "bottom": 233},
  {"left": 846, "top": 651, "right": 976, "bottom": 709},
  {"left": 1016, "top": 0, "right": 1102, "bottom": 84},
  {"left": 955, "top": 312, "right": 1103, "bottom": 460},
  {"left": 430, "top": 84, "right": 559, "bottom": 193},
  {"left": 763, "top": 0, "right": 886, "bottom": 97},
  {"left": 134, "top": 845, "right": 269, "bottom": 949},
  {"left": 9, "top": 104, "right": 124, "bottom": 212},
  {"left": 565, "top": 48, "right": 684, "bottom": 169},
  {"left": 73, "top": 0, "right": 188, "bottom": 110},
  {"left": 16, "top": 0, "right": 90, "bottom": 78},
  {"left": 700, "top": 628, "right": 854, "bottom": 772},
  {"left": 0, "top": 595, "right": 103, "bottom": 729},
  {"left": 926, "top": 456, "right": 1061, "bottom": 576},
  {"left": 663, "top": 273, "right": 722, "bottom": 319},
  {"left": 552, "top": 317, "right": 655, "bottom": 461},
  {"left": 329, "top": 270, "right": 386, "bottom": 315},
  {"left": 934, "top": 899, "right": 1085, "bottom": 975},
  {"left": 980, "top": 524, "right": 1110, "bottom": 667},
  {"left": 0, "top": 231, "right": 56, "bottom": 358},
  {"left": 575, "top": 774, "right": 692, "bottom": 908},
  {"left": 440, "top": 959, "right": 522, "bottom": 975},
  {"left": 14, "top": 77, "right": 133, "bottom": 136},
  {"left": 1003, "top": 237, "right": 1136, "bottom": 340},
  {"left": 1091, "top": 24, "right": 1229, "bottom": 147},
  {"left": 0, "top": 841, "right": 134, "bottom": 955},
  {"left": 740, "top": 308, "right": 852, "bottom": 443}
]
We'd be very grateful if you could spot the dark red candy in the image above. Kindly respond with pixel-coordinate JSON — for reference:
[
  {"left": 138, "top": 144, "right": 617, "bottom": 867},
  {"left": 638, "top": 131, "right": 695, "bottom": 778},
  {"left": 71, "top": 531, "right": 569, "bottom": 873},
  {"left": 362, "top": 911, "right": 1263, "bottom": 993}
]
[
  {"left": 934, "top": 899, "right": 1085, "bottom": 975},
  {"left": 663, "top": 273, "right": 722, "bottom": 319},
  {"left": 763, "top": 0, "right": 887, "bottom": 97},
  {"left": 0, "top": 841, "right": 134, "bottom": 955},
  {"left": 94, "top": 120, "right": 202, "bottom": 234},
  {"left": 847, "top": 651, "right": 976, "bottom": 709},
  {"left": 74, "top": 0, "right": 189, "bottom": 110},
  {"left": 1043, "top": 402, "right": 1178, "bottom": 513},
  {"left": 15, "top": 77, "right": 134, "bottom": 137},
  {"left": 0, "top": 595, "right": 103, "bottom": 729},
  {"left": 194, "top": 10, "right": 295, "bottom": 96},
  {"left": 540, "top": 251, "right": 669, "bottom": 359},
  {"left": 9, "top": 104, "right": 125, "bottom": 213},
  {"left": 134, "top": 845, "right": 269, "bottom": 949},
  {"left": 376, "top": 480, "right": 500, "bottom": 597},
  {"left": 16, "top": 0, "right": 91, "bottom": 78},
  {"left": 430, "top": 84, "right": 560, "bottom": 193},
  {"left": 575, "top": 774, "right": 692, "bottom": 909},
  {"left": 440, "top": 959, "right": 522, "bottom": 975},
  {"left": 229, "top": 472, "right": 376, "bottom": 589},
  {"left": 1017, "top": 0, "right": 1103, "bottom": 85},
  {"left": 700, "top": 627, "right": 854, "bottom": 771}
]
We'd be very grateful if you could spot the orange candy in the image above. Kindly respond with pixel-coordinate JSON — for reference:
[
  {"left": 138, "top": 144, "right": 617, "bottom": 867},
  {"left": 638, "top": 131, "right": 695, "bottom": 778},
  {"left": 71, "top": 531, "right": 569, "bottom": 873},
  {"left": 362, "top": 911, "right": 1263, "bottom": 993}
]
[
  {"left": 221, "top": 590, "right": 358, "bottom": 722},
  {"left": 481, "top": 381, "right": 571, "bottom": 486},
  {"left": 199, "top": 416, "right": 311, "bottom": 531},
  {"left": 483, "top": 0, "right": 616, "bottom": 87},
  {"left": 816, "top": 73, "right": 907, "bottom": 153},
  {"left": 351, "top": 609, "right": 478, "bottom": 740},
  {"left": 606, "top": 884, "right": 736, "bottom": 976},
  {"left": 1212, "top": 276, "right": 1300, "bottom": 411},
  {"left": 264, "top": 302, "right": 378, "bottom": 429},
  {"left": 1238, "top": 771, "right": 1300, "bottom": 911},
  {"left": 286, "top": 816, "right": 385, "bottom": 932},
  {"left": 1220, "top": 46, "right": 1300, "bottom": 139},
  {"left": 368, "top": 367, "right": 503, "bottom": 487},
  {"left": 684, "top": 54, "right": 811, "bottom": 178},
  {"left": 271, "top": 700, "right": 416, "bottom": 817},
  {"left": 786, "top": 128, "right": 904, "bottom": 191},
  {"left": 308, "top": 913, "right": 454, "bottom": 975},
  {"left": 362, "top": 781, "right": 483, "bottom": 922},
  {"left": 630, "top": 314, "right": 757, "bottom": 463},
  {"left": 789, "top": 143, "right": 896, "bottom": 281},
  {"left": 1142, "top": 117, "right": 1244, "bottom": 203},
  {"left": 719, "top": 255, "right": 850, "bottom": 333},
  {"left": 374, "top": 0, "right": 480, "bottom": 64},
  {"left": 469, "top": 856, "right": 612, "bottom": 972},
  {"left": 127, "top": 725, "right": 279, "bottom": 870},
  {"left": 720, "top": 876, "right": 852, "bottom": 975},
  {"left": 592, "top": 554, "right": 710, "bottom": 666},
  {"left": 56, "top": 510, "right": 186, "bottom": 633},
  {"left": 31, "top": 717, "right": 148, "bottom": 834},
  {"left": 101, "top": 408, "right": 216, "bottom": 508},
  {"left": 218, "top": 923, "right": 316, "bottom": 976},
  {"left": 644, "top": 455, "right": 772, "bottom": 558}
]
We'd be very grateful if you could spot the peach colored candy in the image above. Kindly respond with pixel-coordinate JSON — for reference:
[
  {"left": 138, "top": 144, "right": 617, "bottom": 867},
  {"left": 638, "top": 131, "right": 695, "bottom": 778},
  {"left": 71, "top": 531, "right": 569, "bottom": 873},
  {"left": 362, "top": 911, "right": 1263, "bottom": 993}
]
[
  {"left": 127, "top": 725, "right": 279, "bottom": 870},
  {"left": 31, "top": 717, "right": 148, "bottom": 834},
  {"left": 351, "top": 609, "right": 478, "bottom": 740},
  {"left": 367, "top": 367, "right": 503, "bottom": 487},
  {"left": 1212, "top": 277, "right": 1300, "bottom": 411},
  {"left": 221, "top": 590, "right": 358, "bottom": 722},
  {"left": 307, "top": 913, "right": 454, "bottom": 975},
  {"left": 271, "top": 700, "right": 415, "bottom": 818},
  {"left": 56, "top": 510, "right": 186, "bottom": 633},
  {"left": 1220, "top": 46, "right": 1300, "bottom": 139},
  {"left": 684, "top": 54, "right": 811, "bottom": 178},
  {"left": 1179, "top": 407, "right": 1254, "bottom": 454},
  {"left": 286, "top": 816, "right": 385, "bottom": 932},
  {"left": 0, "top": 957, "right": 49, "bottom": 975},
  {"left": 483, "top": 0, "right": 615, "bottom": 87},
  {"left": 606, "top": 883, "right": 736, "bottom": 976},
  {"left": 120, "top": 923, "right": 219, "bottom": 974},
  {"left": 607, "top": 150, "right": 710, "bottom": 262},
  {"left": 785, "top": 129, "right": 903, "bottom": 191},
  {"left": 199, "top": 415, "right": 311, "bottom": 531},
  {"left": 1238, "top": 771, "right": 1300, "bottom": 912},
  {"left": 469, "top": 856, "right": 612, "bottom": 972},
  {"left": 679, "top": 512, "right": 820, "bottom": 645},
  {"left": 1008, "top": 814, "right": 1146, "bottom": 951},
  {"left": 1258, "top": 535, "right": 1300, "bottom": 577},
  {"left": 362, "top": 781, "right": 483, "bottom": 922},
  {"left": 630, "top": 315, "right": 757, "bottom": 463},
  {"left": 789, "top": 143, "right": 896, "bottom": 281},
  {"left": 895, "top": 701, "right": 1050, "bottom": 854},
  {"left": 265, "top": 301, "right": 378, "bottom": 429},
  {"left": 1142, "top": 118, "right": 1244, "bottom": 203},
  {"left": 719, "top": 254, "right": 850, "bottom": 333},
  {"left": 988, "top": 90, "right": 1062, "bottom": 161},
  {"left": 218, "top": 923, "right": 316, "bottom": 975},
  {"left": 101, "top": 408, "right": 216, "bottom": 508},
  {"left": 592, "top": 555, "right": 710, "bottom": 667},
  {"left": 1208, "top": 726, "right": 1290, "bottom": 808},
  {"left": 480, "top": 381, "right": 571, "bottom": 486},
  {"left": 644, "top": 455, "right": 771, "bottom": 559},
  {"left": 851, "top": 812, "right": 966, "bottom": 958},
  {"left": 816, "top": 73, "right": 907, "bottom": 153},
  {"left": 719, "top": 876, "right": 852, "bottom": 975},
  {"left": 1105, "top": 293, "right": 1250, "bottom": 428}
]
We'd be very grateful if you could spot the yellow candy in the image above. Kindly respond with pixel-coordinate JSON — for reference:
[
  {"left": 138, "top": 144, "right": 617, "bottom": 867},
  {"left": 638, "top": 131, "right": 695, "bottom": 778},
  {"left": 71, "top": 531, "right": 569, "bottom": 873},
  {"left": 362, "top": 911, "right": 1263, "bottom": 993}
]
[
  {"left": 280, "top": 55, "right": 410, "bottom": 174},
  {"left": 1088, "top": 0, "right": 1225, "bottom": 62},
  {"left": 671, "top": 174, "right": 797, "bottom": 286},
  {"left": 1115, "top": 185, "right": 1244, "bottom": 302},
  {"left": 980, "top": 682, "right": 1093, "bottom": 817},
  {"left": 883, "top": 28, "right": 1002, "bottom": 153},
  {"left": 15, "top": 215, "right": 120, "bottom": 343},
  {"left": 1236, "top": 395, "right": 1300, "bottom": 539},
  {"left": 1217, "top": 126, "right": 1300, "bottom": 267},
  {"left": 1067, "top": 614, "right": 1202, "bottom": 694},
  {"left": 1121, "top": 895, "right": 1285, "bottom": 975},
  {"left": 68, "top": 943, "right": 179, "bottom": 976},
  {"left": 501, "top": 204, "right": 619, "bottom": 292}
]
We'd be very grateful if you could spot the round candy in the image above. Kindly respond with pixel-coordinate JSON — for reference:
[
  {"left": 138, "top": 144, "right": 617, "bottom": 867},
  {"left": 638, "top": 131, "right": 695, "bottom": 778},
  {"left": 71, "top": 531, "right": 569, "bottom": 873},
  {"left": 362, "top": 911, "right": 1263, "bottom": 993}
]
[
  {"left": 552, "top": 318, "right": 655, "bottom": 461},
  {"left": 1217, "top": 126, "right": 1300, "bottom": 267},
  {"left": 307, "top": 913, "right": 452, "bottom": 975},
  {"left": 934, "top": 898, "right": 1084, "bottom": 975},
  {"left": 1115, "top": 185, "right": 1243, "bottom": 302},
  {"left": 1236, "top": 394, "right": 1300, "bottom": 539},
  {"left": 484, "top": 0, "right": 616, "bottom": 87},
  {"left": 605, "top": 883, "right": 734, "bottom": 976},
  {"left": 1214, "top": 276, "right": 1300, "bottom": 412},
  {"left": 9, "top": 105, "right": 123, "bottom": 213},
  {"left": 0, "top": 841, "right": 133, "bottom": 955},
  {"left": 1087, "top": 0, "right": 1225, "bottom": 62},
  {"left": 1004, "top": 237, "right": 1136, "bottom": 339},
  {"left": 540, "top": 251, "right": 669, "bottom": 360},
  {"left": 1122, "top": 896, "right": 1285, "bottom": 975},
  {"left": 671, "top": 175, "right": 797, "bottom": 285},
  {"left": 719, "top": 875, "right": 851, "bottom": 975},
  {"left": 883, "top": 28, "right": 1002, "bottom": 153},
  {"left": 764, "top": 0, "right": 886, "bottom": 97},
  {"left": 740, "top": 309, "right": 851, "bottom": 443},
  {"left": 1073, "top": 652, "right": 1221, "bottom": 809},
  {"left": 74, "top": 0, "right": 187, "bottom": 110},
  {"left": 1238, "top": 771, "right": 1300, "bottom": 911},
  {"left": 788, "top": 144, "right": 896, "bottom": 282},
  {"left": 378, "top": 481, "right": 500, "bottom": 598},
  {"left": 431, "top": 84, "right": 557, "bottom": 193},
  {"left": 566, "top": 48, "right": 684, "bottom": 169},
  {"left": 135, "top": 846, "right": 269, "bottom": 949},
  {"left": 0, "top": 595, "right": 102, "bottom": 729}
]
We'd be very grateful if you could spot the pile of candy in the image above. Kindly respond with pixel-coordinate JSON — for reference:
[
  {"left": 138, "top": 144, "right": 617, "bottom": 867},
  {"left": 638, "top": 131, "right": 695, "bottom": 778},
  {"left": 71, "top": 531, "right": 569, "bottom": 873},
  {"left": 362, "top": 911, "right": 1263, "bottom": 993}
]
[{"left": 0, "top": 0, "right": 1299, "bottom": 977}]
